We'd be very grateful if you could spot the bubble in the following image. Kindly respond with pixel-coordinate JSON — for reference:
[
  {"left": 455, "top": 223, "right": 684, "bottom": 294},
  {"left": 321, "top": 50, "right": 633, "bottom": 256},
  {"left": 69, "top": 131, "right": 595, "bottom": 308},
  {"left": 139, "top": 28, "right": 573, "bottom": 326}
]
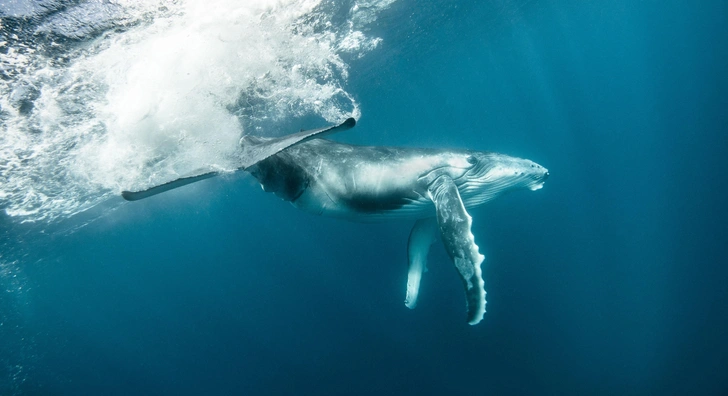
[{"left": 0, "top": 0, "right": 396, "bottom": 224}]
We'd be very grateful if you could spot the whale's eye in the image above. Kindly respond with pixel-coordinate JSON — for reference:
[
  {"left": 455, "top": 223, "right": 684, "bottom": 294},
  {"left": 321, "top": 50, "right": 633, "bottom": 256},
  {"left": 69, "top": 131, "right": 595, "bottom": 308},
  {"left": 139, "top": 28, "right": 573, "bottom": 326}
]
[{"left": 467, "top": 155, "right": 477, "bottom": 165}]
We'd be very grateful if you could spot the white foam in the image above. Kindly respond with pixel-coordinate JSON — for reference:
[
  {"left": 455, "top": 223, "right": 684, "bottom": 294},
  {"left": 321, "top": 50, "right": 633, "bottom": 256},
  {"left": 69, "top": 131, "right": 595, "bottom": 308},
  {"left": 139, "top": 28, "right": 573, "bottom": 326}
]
[{"left": 0, "top": 0, "right": 397, "bottom": 223}]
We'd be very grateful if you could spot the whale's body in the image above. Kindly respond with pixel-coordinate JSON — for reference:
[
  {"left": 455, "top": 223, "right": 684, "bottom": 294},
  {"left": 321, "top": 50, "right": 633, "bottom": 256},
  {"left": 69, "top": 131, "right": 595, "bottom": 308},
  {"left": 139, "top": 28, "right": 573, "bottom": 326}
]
[
  {"left": 249, "top": 138, "right": 546, "bottom": 219},
  {"left": 122, "top": 119, "right": 549, "bottom": 324},
  {"left": 250, "top": 141, "right": 462, "bottom": 220}
]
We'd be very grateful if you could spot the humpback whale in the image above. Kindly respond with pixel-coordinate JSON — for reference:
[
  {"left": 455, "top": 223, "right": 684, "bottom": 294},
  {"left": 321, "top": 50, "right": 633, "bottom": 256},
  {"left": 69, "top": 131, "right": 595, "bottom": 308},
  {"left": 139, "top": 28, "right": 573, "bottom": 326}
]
[{"left": 122, "top": 118, "right": 549, "bottom": 325}]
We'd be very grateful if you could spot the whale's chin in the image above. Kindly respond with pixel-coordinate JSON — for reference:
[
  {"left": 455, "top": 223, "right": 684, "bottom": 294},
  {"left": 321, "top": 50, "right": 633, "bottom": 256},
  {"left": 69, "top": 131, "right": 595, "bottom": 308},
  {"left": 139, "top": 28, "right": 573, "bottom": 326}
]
[{"left": 530, "top": 183, "right": 544, "bottom": 191}]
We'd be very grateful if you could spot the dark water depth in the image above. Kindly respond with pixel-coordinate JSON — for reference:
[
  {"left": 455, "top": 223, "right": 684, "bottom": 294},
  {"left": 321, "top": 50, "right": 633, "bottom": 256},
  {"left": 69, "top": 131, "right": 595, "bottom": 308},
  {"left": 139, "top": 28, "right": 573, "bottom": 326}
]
[{"left": 2, "top": 0, "right": 727, "bottom": 394}]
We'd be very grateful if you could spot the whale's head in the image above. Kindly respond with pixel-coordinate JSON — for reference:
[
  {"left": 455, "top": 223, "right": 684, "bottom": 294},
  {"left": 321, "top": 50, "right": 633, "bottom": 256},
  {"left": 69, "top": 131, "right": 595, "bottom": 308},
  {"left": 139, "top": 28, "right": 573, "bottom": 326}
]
[{"left": 457, "top": 151, "right": 549, "bottom": 206}]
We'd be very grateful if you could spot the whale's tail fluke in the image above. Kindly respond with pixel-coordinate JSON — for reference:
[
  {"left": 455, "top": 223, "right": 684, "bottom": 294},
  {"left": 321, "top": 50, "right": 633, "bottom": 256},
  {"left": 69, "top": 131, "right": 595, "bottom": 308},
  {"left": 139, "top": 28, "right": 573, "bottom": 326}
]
[{"left": 121, "top": 118, "right": 356, "bottom": 201}]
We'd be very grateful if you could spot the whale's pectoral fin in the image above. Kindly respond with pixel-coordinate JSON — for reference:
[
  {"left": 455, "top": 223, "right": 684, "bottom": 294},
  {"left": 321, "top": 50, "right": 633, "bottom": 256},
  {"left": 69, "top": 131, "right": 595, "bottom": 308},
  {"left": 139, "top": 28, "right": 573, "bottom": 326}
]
[
  {"left": 238, "top": 117, "right": 356, "bottom": 170},
  {"left": 121, "top": 170, "right": 220, "bottom": 201},
  {"left": 427, "top": 175, "right": 486, "bottom": 325},
  {"left": 121, "top": 118, "right": 356, "bottom": 201},
  {"left": 405, "top": 217, "right": 439, "bottom": 309}
]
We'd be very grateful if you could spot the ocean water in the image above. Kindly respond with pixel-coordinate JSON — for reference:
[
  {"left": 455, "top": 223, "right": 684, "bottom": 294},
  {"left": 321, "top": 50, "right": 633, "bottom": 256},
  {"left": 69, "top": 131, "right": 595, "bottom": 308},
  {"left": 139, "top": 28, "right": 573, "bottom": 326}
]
[{"left": 1, "top": 0, "right": 727, "bottom": 394}]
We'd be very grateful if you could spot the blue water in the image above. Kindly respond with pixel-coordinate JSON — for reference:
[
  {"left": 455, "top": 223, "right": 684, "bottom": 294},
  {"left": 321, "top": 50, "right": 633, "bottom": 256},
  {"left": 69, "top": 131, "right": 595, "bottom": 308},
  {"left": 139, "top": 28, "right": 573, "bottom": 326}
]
[{"left": 2, "top": 0, "right": 727, "bottom": 394}]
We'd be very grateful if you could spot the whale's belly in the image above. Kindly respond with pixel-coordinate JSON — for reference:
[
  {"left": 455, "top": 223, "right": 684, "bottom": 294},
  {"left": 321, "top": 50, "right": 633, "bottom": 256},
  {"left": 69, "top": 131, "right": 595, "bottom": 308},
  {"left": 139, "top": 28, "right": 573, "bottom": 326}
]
[
  {"left": 254, "top": 140, "right": 472, "bottom": 221},
  {"left": 292, "top": 158, "right": 434, "bottom": 221},
  {"left": 293, "top": 186, "right": 433, "bottom": 221}
]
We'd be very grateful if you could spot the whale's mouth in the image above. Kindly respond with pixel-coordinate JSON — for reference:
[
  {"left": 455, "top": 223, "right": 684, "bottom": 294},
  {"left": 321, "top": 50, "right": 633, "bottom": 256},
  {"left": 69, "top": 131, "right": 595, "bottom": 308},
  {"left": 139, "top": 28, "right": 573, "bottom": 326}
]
[{"left": 529, "top": 170, "right": 549, "bottom": 190}]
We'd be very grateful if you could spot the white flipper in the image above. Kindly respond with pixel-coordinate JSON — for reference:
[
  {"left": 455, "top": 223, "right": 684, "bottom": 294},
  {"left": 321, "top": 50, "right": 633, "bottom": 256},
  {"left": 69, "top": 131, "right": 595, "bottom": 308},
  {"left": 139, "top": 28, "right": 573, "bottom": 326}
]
[
  {"left": 121, "top": 118, "right": 356, "bottom": 201},
  {"left": 238, "top": 118, "right": 355, "bottom": 169},
  {"left": 428, "top": 175, "right": 486, "bottom": 325},
  {"left": 121, "top": 170, "right": 219, "bottom": 201},
  {"left": 405, "top": 217, "right": 439, "bottom": 309}
]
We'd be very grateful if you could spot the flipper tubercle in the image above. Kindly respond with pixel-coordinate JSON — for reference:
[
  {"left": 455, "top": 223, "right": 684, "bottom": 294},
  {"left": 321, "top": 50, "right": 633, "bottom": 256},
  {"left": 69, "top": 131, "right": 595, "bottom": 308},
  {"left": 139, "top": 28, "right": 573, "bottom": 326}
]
[
  {"left": 427, "top": 175, "right": 487, "bottom": 325},
  {"left": 121, "top": 118, "right": 356, "bottom": 201}
]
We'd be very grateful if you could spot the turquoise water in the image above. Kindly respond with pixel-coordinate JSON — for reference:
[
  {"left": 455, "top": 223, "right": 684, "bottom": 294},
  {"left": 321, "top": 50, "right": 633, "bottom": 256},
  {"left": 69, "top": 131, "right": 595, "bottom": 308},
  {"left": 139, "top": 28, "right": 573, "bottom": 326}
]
[{"left": 1, "top": 0, "right": 727, "bottom": 394}]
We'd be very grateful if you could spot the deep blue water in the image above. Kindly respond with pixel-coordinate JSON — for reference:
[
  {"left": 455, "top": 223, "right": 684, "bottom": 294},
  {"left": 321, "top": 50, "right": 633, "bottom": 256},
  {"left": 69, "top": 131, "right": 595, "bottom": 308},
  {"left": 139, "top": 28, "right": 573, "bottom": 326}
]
[{"left": 2, "top": 0, "right": 727, "bottom": 394}]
